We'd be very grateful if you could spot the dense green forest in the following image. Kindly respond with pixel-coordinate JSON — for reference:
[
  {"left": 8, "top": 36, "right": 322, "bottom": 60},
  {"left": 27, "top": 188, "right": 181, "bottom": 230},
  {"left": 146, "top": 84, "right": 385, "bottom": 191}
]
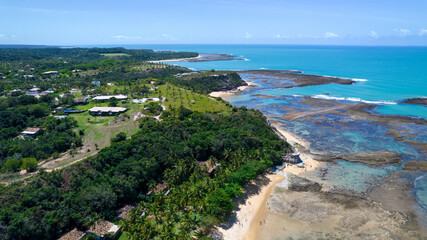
[
  {"left": 0, "top": 94, "right": 82, "bottom": 172},
  {"left": 0, "top": 107, "right": 290, "bottom": 239},
  {"left": 0, "top": 47, "right": 197, "bottom": 63},
  {"left": 169, "top": 71, "right": 245, "bottom": 94},
  {"left": 0, "top": 47, "right": 290, "bottom": 240}
]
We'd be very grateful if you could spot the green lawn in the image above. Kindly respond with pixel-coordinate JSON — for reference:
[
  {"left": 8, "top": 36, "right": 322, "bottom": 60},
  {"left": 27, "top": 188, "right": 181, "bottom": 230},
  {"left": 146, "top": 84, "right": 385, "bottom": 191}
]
[
  {"left": 156, "top": 84, "right": 231, "bottom": 113},
  {"left": 101, "top": 53, "right": 131, "bottom": 57},
  {"left": 41, "top": 84, "right": 230, "bottom": 170}
]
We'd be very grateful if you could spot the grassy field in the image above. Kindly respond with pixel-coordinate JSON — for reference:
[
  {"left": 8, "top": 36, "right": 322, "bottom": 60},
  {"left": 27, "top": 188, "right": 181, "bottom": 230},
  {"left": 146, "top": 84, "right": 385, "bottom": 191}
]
[
  {"left": 156, "top": 84, "right": 231, "bottom": 113},
  {"left": 33, "top": 83, "right": 231, "bottom": 171},
  {"left": 101, "top": 53, "right": 131, "bottom": 57}
]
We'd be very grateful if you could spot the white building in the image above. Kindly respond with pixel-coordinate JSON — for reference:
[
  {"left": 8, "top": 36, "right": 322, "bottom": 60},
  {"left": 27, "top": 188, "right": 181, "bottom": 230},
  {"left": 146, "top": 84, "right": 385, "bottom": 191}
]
[{"left": 92, "top": 94, "right": 128, "bottom": 101}]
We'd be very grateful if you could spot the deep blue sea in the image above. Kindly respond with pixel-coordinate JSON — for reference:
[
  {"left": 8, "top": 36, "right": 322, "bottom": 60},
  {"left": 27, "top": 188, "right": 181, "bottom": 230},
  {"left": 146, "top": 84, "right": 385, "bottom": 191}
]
[{"left": 89, "top": 44, "right": 427, "bottom": 219}]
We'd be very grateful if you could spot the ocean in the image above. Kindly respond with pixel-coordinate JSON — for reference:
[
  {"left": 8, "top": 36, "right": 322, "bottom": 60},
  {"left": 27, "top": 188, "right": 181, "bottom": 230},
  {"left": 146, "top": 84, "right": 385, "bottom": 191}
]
[{"left": 90, "top": 44, "right": 427, "bottom": 234}]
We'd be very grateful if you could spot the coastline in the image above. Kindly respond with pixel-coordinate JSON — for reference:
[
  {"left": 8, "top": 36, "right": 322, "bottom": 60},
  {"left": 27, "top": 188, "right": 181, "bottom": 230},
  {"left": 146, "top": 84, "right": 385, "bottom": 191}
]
[
  {"left": 148, "top": 54, "right": 202, "bottom": 63},
  {"left": 215, "top": 80, "right": 324, "bottom": 239},
  {"left": 217, "top": 127, "right": 323, "bottom": 240},
  {"left": 209, "top": 80, "right": 256, "bottom": 100}
]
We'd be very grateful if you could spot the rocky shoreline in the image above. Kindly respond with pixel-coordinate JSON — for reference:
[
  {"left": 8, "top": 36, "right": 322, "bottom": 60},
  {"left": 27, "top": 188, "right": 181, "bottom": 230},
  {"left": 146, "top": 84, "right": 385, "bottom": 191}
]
[{"left": 237, "top": 70, "right": 355, "bottom": 88}]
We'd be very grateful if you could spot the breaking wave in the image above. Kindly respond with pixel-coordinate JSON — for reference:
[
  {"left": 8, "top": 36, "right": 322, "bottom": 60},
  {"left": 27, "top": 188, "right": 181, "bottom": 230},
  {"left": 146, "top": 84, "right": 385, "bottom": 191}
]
[{"left": 313, "top": 95, "right": 397, "bottom": 105}]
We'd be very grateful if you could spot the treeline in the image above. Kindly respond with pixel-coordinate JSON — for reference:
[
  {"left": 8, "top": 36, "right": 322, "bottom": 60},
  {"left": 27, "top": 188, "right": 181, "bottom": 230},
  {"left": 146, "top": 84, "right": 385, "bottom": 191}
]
[
  {"left": 168, "top": 71, "right": 246, "bottom": 94},
  {"left": 0, "top": 47, "right": 197, "bottom": 63},
  {"left": 0, "top": 107, "right": 290, "bottom": 239}
]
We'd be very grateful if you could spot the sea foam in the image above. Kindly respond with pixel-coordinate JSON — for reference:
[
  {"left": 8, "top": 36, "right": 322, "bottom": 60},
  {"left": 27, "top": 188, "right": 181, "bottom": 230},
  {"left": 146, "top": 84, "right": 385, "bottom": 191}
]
[
  {"left": 313, "top": 95, "right": 397, "bottom": 105},
  {"left": 352, "top": 78, "right": 368, "bottom": 82}
]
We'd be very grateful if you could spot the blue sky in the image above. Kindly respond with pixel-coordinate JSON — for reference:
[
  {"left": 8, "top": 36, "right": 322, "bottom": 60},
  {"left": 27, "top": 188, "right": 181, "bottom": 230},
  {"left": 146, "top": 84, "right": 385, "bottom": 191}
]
[{"left": 0, "top": 0, "right": 426, "bottom": 45}]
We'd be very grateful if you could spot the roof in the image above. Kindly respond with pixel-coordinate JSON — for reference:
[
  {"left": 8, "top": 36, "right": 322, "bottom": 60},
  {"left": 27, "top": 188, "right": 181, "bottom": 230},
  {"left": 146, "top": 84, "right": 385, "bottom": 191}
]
[
  {"left": 93, "top": 94, "right": 128, "bottom": 101},
  {"left": 88, "top": 107, "right": 127, "bottom": 113},
  {"left": 43, "top": 71, "right": 58, "bottom": 74},
  {"left": 117, "top": 205, "right": 136, "bottom": 219},
  {"left": 74, "top": 97, "right": 88, "bottom": 103},
  {"left": 58, "top": 228, "right": 85, "bottom": 240},
  {"left": 197, "top": 161, "right": 218, "bottom": 173},
  {"left": 23, "top": 127, "right": 41, "bottom": 134},
  {"left": 88, "top": 220, "right": 119, "bottom": 237}
]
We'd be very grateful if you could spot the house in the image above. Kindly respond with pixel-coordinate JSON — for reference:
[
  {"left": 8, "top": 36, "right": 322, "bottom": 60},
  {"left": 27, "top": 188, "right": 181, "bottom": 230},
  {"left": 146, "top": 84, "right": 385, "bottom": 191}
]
[
  {"left": 116, "top": 205, "right": 136, "bottom": 220},
  {"left": 282, "top": 152, "right": 302, "bottom": 164},
  {"left": 87, "top": 220, "right": 121, "bottom": 240},
  {"left": 88, "top": 107, "right": 127, "bottom": 116},
  {"left": 43, "top": 71, "right": 58, "bottom": 75},
  {"left": 91, "top": 81, "right": 101, "bottom": 87},
  {"left": 58, "top": 228, "right": 85, "bottom": 240},
  {"left": 63, "top": 109, "right": 83, "bottom": 114},
  {"left": 69, "top": 89, "right": 81, "bottom": 94},
  {"left": 74, "top": 97, "right": 89, "bottom": 105},
  {"left": 41, "top": 90, "right": 55, "bottom": 95},
  {"left": 22, "top": 127, "right": 41, "bottom": 138},
  {"left": 93, "top": 95, "right": 127, "bottom": 102},
  {"left": 30, "top": 87, "right": 40, "bottom": 92},
  {"left": 25, "top": 91, "right": 40, "bottom": 98},
  {"left": 54, "top": 115, "right": 68, "bottom": 119}
]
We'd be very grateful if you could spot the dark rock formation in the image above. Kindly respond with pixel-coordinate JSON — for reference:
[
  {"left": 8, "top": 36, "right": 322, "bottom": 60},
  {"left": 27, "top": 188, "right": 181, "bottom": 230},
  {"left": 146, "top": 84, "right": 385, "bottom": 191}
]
[
  {"left": 401, "top": 98, "right": 427, "bottom": 107},
  {"left": 288, "top": 174, "right": 322, "bottom": 192}
]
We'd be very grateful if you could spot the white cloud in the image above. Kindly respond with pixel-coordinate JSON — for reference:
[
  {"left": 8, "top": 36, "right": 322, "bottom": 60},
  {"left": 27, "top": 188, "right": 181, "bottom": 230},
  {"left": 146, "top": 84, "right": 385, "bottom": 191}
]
[
  {"left": 245, "top": 32, "right": 252, "bottom": 39},
  {"left": 324, "top": 32, "right": 339, "bottom": 38},
  {"left": 112, "top": 35, "right": 142, "bottom": 40},
  {"left": 275, "top": 34, "right": 290, "bottom": 39},
  {"left": 419, "top": 29, "right": 427, "bottom": 36},
  {"left": 393, "top": 29, "right": 411, "bottom": 37},
  {"left": 161, "top": 33, "right": 175, "bottom": 40},
  {"left": 369, "top": 31, "right": 379, "bottom": 38}
]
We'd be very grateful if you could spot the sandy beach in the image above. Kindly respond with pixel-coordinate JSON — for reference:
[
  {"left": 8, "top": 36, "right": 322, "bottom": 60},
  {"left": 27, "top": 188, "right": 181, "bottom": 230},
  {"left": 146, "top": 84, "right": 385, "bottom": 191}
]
[
  {"left": 209, "top": 80, "right": 256, "bottom": 100},
  {"left": 218, "top": 174, "right": 285, "bottom": 240},
  {"left": 148, "top": 54, "right": 202, "bottom": 63},
  {"left": 217, "top": 123, "right": 323, "bottom": 239}
]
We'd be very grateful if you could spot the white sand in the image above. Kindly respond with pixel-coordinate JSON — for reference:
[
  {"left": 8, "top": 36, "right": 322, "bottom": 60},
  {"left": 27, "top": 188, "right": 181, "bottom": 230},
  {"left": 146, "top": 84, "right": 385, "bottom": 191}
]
[
  {"left": 218, "top": 174, "right": 285, "bottom": 240},
  {"left": 218, "top": 124, "right": 322, "bottom": 239},
  {"left": 209, "top": 80, "right": 256, "bottom": 100},
  {"left": 148, "top": 55, "right": 202, "bottom": 63}
]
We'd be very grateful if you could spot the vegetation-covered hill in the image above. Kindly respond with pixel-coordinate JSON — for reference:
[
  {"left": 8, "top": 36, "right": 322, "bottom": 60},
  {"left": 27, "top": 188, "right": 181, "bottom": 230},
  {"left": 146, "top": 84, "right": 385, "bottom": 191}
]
[
  {"left": 0, "top": 107, "right": 290, "bottom": 239},
  {"left": 0, "top": 47, "right": 290, "bottom": 240}
]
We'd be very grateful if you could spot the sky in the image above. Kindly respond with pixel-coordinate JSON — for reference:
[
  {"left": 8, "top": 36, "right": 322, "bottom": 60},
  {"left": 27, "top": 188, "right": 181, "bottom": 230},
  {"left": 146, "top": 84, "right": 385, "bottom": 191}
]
[{"left": 0, "top": 0, "right": 426, "bottom": 46}]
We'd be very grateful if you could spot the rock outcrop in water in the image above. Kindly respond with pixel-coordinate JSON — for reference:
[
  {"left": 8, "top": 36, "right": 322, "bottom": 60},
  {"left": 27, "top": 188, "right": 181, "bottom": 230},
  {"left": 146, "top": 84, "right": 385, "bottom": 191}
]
[{"left": 402, "top": 97, "right": 427, "bottom": 107}]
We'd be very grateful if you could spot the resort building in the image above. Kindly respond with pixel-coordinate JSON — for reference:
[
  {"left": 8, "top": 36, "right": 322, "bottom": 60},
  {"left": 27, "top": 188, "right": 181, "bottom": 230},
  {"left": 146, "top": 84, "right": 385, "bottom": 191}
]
[
  {"left": 88, "top": 107, "right": 127, "bottom": 116},
  {"left": 92, "top": 94, "right": 128, "bottom": 102},
  {"left": 22, "top": 127, "right": 41, "bottom": 138},
  {"left": 42, "top": 71, "right": 58, "bottom": 75},
  {"left": 87, "top": 220, "right": 121, "bottom": 240}
]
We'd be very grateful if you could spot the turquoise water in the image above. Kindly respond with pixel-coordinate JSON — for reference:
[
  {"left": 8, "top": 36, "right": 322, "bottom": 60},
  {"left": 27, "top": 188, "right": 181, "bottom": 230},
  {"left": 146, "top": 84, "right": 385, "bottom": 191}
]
[
  {"left": 95, "top": 44, "right": 427, "bottom": 118},
  {"left": 92, "top": 44, "right": 427, "bottom": 212},
  {"left": 93, "top": 44, "right": 427, "bottom": 117}
]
